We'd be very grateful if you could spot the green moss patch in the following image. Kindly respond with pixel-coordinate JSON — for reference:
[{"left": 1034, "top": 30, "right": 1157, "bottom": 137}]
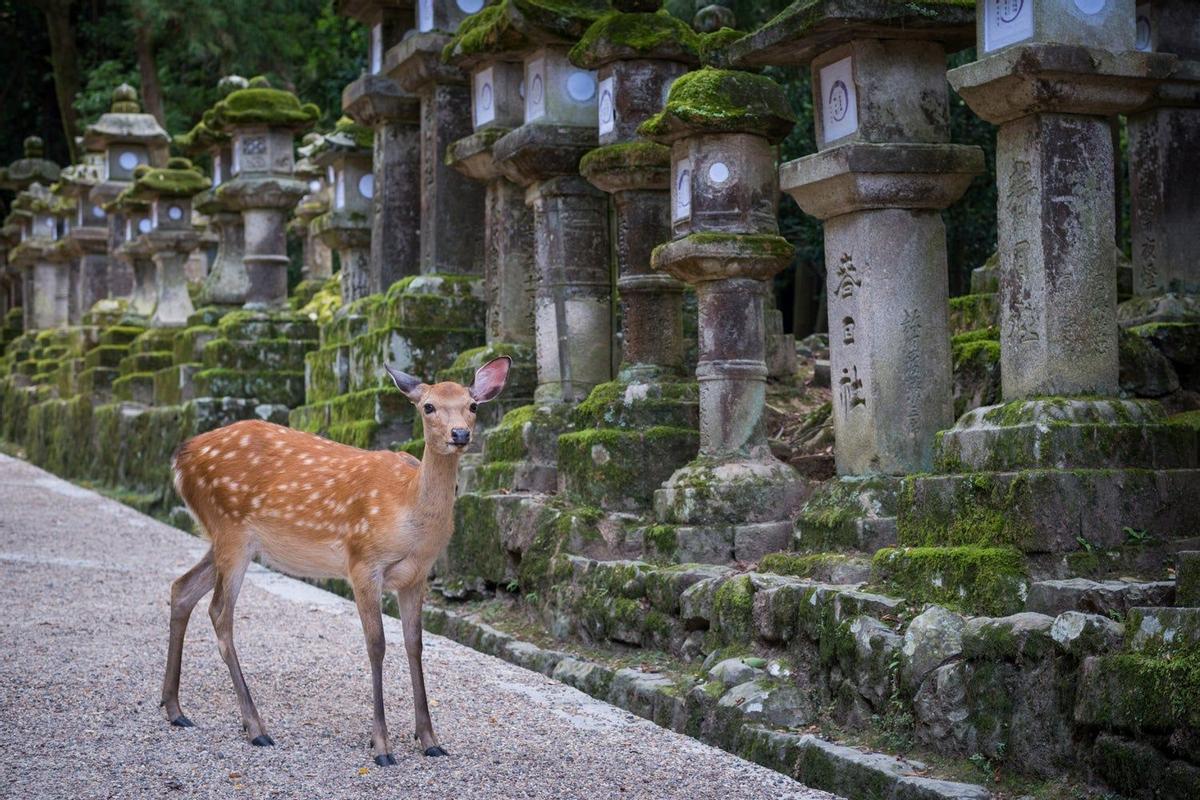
[
  {"left": 871, "top": 546, "right": 1028, "bottom": 616},
  {"left": 209, "top": 86, "right": 320, "bottom": 129},
  {"left": 570, "top": 10, "right": 702, "bottom": 68},
  {"left": 579, "top": 141, "right": 671, "bottom": 179},
  {"left": 639, "top": 67, "right": 796, "bottom": 143}
]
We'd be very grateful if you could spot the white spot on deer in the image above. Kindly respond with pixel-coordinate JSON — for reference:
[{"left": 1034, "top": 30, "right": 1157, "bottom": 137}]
[
  {"left": 240, "top": 434, "right": 250, "bottom": 447},
  {"left": 250, "top": 496, "right": 262, "bottom": 509},
  {"left": 370, "top": 506, "right": 380, "bottom": 516}
]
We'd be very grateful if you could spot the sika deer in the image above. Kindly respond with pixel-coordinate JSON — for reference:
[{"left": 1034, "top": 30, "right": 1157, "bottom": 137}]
[{"left": 160, "top": 356, "right": 511, "bottom": 764}]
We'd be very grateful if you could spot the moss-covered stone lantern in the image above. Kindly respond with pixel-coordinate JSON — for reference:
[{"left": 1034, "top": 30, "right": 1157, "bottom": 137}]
[
  {"left": 383, "top": 0, "right": 485, "bottom": 275},
  {"left": 1121, "top": 0, "right": 1200, "bottom": 324},
  {"left": 644, "top": 67, "right": 806, "bottom": 562},
  {"left": 310, "top": 118, "right": 376, "bottom": 303},
  {"left": 573, "top": 2, "right": 698, "bottom": 383},
  {"left": 442, "top": 0, "right": 539, "bottom": 407},
  {"left": 83, "top": 85, "right": 170, "bottom": 306},
  {"left": 0, "top": 136, "right": 61, "bottom": 193},
  {"left": 211, "top": 76, "right": 320, "bottom": 308},
  {"left": 176, "top": 76, "right": 250, "bottom": 307},
  {"left": 9, "top": 184, "right": 70, "bottom": 330},
  {"left": 126, "top": 158, "right": 211, "bottom": 326},
  {"left": 58, "top": 143, "right": 110, "bottom": 318},
  {"left": 339, "top": 0, "right": 423, "bottom": 292},
  {"left": 291, "top": 132, "right": 334, "bottom": 283},
  {"left": 484, "top": 0, "right": 613, "bottom": 404}
]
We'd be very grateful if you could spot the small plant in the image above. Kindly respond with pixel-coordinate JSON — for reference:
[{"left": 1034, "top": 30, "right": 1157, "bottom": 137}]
[
  {"left": 504, "top": 579, "right": 520, "bottom": 593},
  {"left": 1123, "top": 526, "right": 1151, "bottom": 544},
  {"left": 968, "top": 752, "right": 993, "bottom": 778},
  {"left": 1075, "top": 535, "right": 1098, "bottom": 554}
]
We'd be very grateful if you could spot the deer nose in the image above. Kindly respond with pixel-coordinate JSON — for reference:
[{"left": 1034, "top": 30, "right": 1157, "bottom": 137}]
[{"left": 450, "top": 428, "right": 470, "bottom": 446}]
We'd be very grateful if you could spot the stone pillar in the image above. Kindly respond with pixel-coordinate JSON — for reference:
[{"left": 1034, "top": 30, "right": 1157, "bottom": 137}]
[
  {"left": 292, "top": 135, "right": 334, "bottom": 283},
  {"left": 384, "top": 2, "right": 484, "bottom": 275},
  {"left": 646, "top": 69, "right": 806, "bottom": 559},
  {"left": 573, "top": 3, "right": 693, "bottom": 382},
  {"left": 60, "top": 149, "right": 111, "bottom": 318},
  {"left": 340, "top": 0, "right": 423, "bottom": 293},
  {"left": 81, "top": 85, "right": 170, "bottom": 309},
  {"left": 445, "top": 56, "right": 536, "bottom": 349},
  {"left": 948, "top": 2, "right": 1165, "bottom": 401},
  {"left": 115, "top": 203, "right": 159, "bottom": 320},
  {"left": 312, "top": 121, "right": 376, "bottom": 304},
  {"left": 1123, "top": 0, "right": 1200, "bottom": 323},
  {"left": 731, "top": 8, "right": 982, "bottom": 475}
]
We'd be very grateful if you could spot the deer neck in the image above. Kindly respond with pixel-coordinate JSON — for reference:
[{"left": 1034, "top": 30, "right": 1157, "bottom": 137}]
[{"left": 414, "top": 444, "right": 460, "bottom": 517}]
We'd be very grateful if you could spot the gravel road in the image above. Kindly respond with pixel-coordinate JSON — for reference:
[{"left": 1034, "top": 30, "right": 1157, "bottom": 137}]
[{"left": 0, "top": 454, "right": 838, "bottom": 800}]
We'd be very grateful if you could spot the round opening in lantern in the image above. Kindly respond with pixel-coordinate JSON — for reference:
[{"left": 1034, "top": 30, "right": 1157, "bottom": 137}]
[
  {"left": 92, "top": 205, "right": 105, "bottom": 219},
  {"left": 167, "top": 205, "right": 184, "bottom": 221},
  {"left": 138, "top": 218, "right": 152, "bottom": 234},
  {"left": 707, "top": 162, "right": 730, "bottom": 185},
  {"left": 566, "top": 71, "right": 595, "bottom": 102},
  {"left": 358, "top": 174, "right": 375, "bottom": 200},
  {"left": 118, "top": 151, "right": 140, "bottom": 171},
  {"left": 457, "top": 0, "right": 484, "bottom": 12}
]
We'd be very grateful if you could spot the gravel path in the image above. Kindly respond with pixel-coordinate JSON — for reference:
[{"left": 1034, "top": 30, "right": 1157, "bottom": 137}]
[{"left": 0, "top": 454, "right": 838, "bottom": 800}]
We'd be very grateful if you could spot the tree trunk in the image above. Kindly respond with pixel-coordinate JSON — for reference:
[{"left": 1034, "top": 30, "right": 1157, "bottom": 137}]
[
  {"left": 35, "top": 0, "right": 81, "bottom": 164},
  {"left": 133, "top": 17, "right": 165, "bottom": 126}
]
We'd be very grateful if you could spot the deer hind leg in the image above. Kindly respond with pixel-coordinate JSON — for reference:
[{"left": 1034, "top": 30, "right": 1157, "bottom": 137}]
[
  {"left": 161, "top": 547, "right": 215, "bottom": 727},
  {"left": 397, "top": 584, "right": 446, "bottom": 757},
  {"left": 208, "top": 545, "right": 273, "bottom": 746}
]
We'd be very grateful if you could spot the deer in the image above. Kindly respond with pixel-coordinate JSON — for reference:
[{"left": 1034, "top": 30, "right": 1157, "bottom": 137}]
[{"left": 160, "top": 356, "right": 511, "bottom": 765}]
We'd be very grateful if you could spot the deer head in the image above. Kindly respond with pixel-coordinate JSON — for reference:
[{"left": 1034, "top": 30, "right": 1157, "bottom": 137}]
[{"left": 384, "top": 356, "right": 511, "bottom": 456}]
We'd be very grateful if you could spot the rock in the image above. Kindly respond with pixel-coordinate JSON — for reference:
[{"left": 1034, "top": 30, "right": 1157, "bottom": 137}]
[
  {"left": 551, "top": 657, "right": 615, "bottom": 697},
  {"left": 1025, "top": 577, "right": 1175, "bottom": 617},
  {"left": 679, "top": 576, "right": 721, "bottom": 629},
  {"left": 1127, "top": 606, "right": 1200, "bottom": 653},
  {"left": 962, "top": 612, "right": 1055, "bottom": 661},
  {"left": 848, "top": 615, "right": 902, "bottom": 710},
  {"left": 913, "top": 661, "right": 976, "bottom": 754},
  {"left": 1120, "top": 326, "right": 1180, "bottom": 397},
  {"left": 708, "top": 657, "right": 763, "bottom": 687},
  {"left": 718, "top": 680, "right": 816, "bottom": 728},
  {"left": 1049, "top": 612, "right": 1123, "bottom": 657},
  {"left": 902, "top": 605, "right": 966, "bottom": 691},
  {"left": 1178, "top": 551, "right": 1200, "bottom": 607}
]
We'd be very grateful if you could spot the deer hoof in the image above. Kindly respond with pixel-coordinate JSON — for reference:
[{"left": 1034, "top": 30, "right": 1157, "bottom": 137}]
[
  {"left": 169, "top": 715, "right": 194, "bottom": 728},
  {"left": 374, "top": 754, "right": 398, "bottom": 766},
  {"left": 423, "top": 746, "right": 448, "bottom": 757},
  {"left": 250, "top": 734, "right": 275, "bottom": 747}
]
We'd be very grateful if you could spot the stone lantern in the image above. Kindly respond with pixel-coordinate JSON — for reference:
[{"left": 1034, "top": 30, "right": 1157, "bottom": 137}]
[
  {"left": 890, "top": 3, "right": 1200, "bottom": 568},
  {"left": 58, "top": 145, "right": 110, "bottom": 319},
  {"left": 727, "top": 0, "right": 984, "bottom": 547},
  {"left": 127, "top": 158, "right": 211, "bottom": 326},
  {"left": 107, "top": 183, "right": 158, "bottom": 321},
  {"left": 339, "top": 0, "right": 423, "bottom": 292},
  {"left": 291, "top": 133, "right": 334, "bottom": 283},
  {"left": 1121, "top": 0, "right": 1200, "bottom": 324},
  {"left": 442, "top": 2, "right": 539, "bottom": 384},
  {"left": 83, "top": 85, "right": 171, "bottom": 306},
  {"left": 485, "top": 0, "right": 613, "bottom": 404},
  {"left": 8, "top": 184, "right": 69, "bottom": 330},
  {"left": 383, "top": 0, "right": 484, "bottom": 276},
  {"left": 573, "top": 1, "right": 695, "bottom": 384},
  {"left": 310, "top": 119, "right": 376, "bottom": 303},
  {"left": 210, "top": 77, "right": 319, "bottom": 308},
  {"left": 644, "top": 68, "right": 807, "bottom": 561},
  {"left": 176, "top": 76, "right": 250, "bottom": 307},
  {"left": 1, "top": 136, "right": 61, "bottom": 332},
  {"left": 45, "top": 184, "right": 80, "bottom": 324}
]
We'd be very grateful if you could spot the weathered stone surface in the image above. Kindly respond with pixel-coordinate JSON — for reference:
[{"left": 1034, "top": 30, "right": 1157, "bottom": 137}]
[
  {"left": 708, "top": 657, "right": 764, "bottom": 687},
  {"left": 902, "top": 605, "right": 965, "bottom": 692},
  {"left": 718, "top": 679, "right": 816, "bottom": 729},
  {"left": 1049, "top": 611, "right": 1124, "bottom": 658},
  {"left": 913, "top": 660, "right": 975, "bottom": 754},
  {"left": 1180, "top": 550, "right": 1200, "bottom": 607},
  {"left": 1026, "top": 578, "right": 1176, "bottom": 618},
  {"left": 1126, "top": 606, "right": 1200, "bottom": 653},
  {"left": 963, "top": 612, "right": 1055, "bottom": 661}
]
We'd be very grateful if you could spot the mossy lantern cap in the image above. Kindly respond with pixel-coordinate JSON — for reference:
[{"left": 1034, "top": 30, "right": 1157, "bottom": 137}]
[
  {"left": 207, "top": 76, "right": 321, "bottom": 132},
  {"left": 569, "top": 6, "right": 704, "bottom": 68},
  {"left": 132, "top": 157, "right": 212, "bottom": 199},
  {"left": 639, "top": 67, "right": 797, "bottom": 144},
  {"left": 442, "top": 0, "right": 609, "bottom": 66}
]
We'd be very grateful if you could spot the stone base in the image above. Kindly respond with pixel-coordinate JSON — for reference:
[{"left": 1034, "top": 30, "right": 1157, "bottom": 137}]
[
  {"left": 936, "top": 398, "right": 1197, "bottom": 472},
  {"left": 793, "top": 476, "right": 902, "bottom": 554},
  {"left": 459, "top": 403, "right": 576, "bottom": 495},
  {"left": 1118, "top": 292, "right": 1200, "bottom": 326},
  {"left": 654, "top": 455, "right": 809, "bottom": 529}
]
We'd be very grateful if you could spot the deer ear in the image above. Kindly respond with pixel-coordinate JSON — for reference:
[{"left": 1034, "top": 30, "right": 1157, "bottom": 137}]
[
  {"left": 384, "top": 364, "right": 426, "bottom": 403},
  {"left": 470, "top": 356, "right": 511, "bottom": 403}
]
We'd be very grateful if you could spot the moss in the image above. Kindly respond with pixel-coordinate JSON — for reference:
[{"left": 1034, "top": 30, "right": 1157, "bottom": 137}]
[
  {"left": 696, "top": 27, "right": 744, "bottom": 63},
  {"left": 638, "top": 67, "right": 796, "bottom": 144},
  {"left": 174, "top": 118, "right": 227, "bottom": 154},
  {"left": 759, "top": 551, "right": 852, "bottom": 578},
  {"left": 450, "top": 493, "right": 512, "bottom": 585},
  {"left": 333, "top": 115, "right": 373, "bottom": 149},
  {"left": 953, "top": 338, "right": 1000, "bottom": 366},
  {"left": 578, "top": 140, "right": 671, "bottom": 179},
  {"left": 570, "top": 10, "right": 701, "bottom": 68},
  {"left": 644, "top": 524, "right": 678, "bottom": 560},
  {"left": 1168, "top": 410, "right": 1200, "bottom": 433},
  {"left": 897, "top": 472, "right": 1037, "bottom": 549},
  {"left": 713, "top": 575, "right": 755, "bottom": 644},
  {"left": 871, "top": 546, "right": 1028, "bottom": 616},
  {"left": 210, "top": 87, "right": 320, "bottom": 129},
  {"left": 653, "top": 232, "right": 795, "bottom": 265},
  {"left": 1085, "top": 647, "right": 1200, "bottom": 732}
]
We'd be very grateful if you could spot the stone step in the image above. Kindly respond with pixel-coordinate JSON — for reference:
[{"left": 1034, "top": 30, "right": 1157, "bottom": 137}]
[
  {"left": 556, "top": 426, "right": 697, "bottom": 513},
  {"left": 98, "top": 325, "right": 145, "bottom": 346},
  {"left": 216, "top": 311, "right": 318, "bottom": 342},
  {"left": 422, "top": 604, "right": 991, "bottom": 800},
  {"left": 171, "top": 324, "right": 217, "bottom": 364},
  {"left": 757, "top": 551, "right": 873, "bottom": 584},
  {"left": 127, "top": 327, "right": 178, "bottom": 355},
  {"left": 194, "top": 368, "right": 305, "bottom": 408},
  {"left": 118, "top": 350, "right": 173, "bottom": 377},
  {"left": 153, "top": 363, "right": 202, "bottom": 406},
  {"left": 84, "top": 344, "right": 130, "bottom": 369},
  {"left": 345, "top": 325, "right": 483, "bottom": 394},
  {"left": 1025, "top": 578, "right": 1175, "bottom": 618},
  {"left": 201, "top": 337, "right": 317, "bottom": 371},
  {"left": 111, "top": 372, "right": 155, "bottom": 405},
  {"left": 793, "top": 476, "right": 900, "bottom": 554}
]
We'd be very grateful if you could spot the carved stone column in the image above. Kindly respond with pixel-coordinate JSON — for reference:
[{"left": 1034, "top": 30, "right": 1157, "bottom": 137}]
[{"left": 311, "top": 121, "right": 376, "bottom": 304}]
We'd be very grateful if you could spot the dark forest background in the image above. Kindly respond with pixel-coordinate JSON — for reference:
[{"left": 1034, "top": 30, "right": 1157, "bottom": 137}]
[{"left": 2, "top": 0, "right": 1011, "bottom": 334}]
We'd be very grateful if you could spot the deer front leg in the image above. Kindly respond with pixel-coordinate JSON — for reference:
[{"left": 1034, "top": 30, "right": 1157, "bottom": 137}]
[
  {"left": 397, "top": 584, "right": 446, "bottom": 756},
  {"left": 161, "top": 548, "right": 216, "bottom": 728},
  {"left": 351, "top": 573, "right": 395, "bottom": 766},
  {"left": 209, "top": 554, "right": 273, "bottom": 746}
]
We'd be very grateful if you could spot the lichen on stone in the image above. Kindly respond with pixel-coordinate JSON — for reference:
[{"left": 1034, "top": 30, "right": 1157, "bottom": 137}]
[
  {"left": 639, "top": 67, "right": 796, "bottom": 143},
  {"left": 579, "top": 140, "right": 670, "bottom": 177}
]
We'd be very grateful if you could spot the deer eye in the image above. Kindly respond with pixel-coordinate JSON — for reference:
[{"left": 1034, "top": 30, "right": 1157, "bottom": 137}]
[
  {"left": 423, "top": 403, "right": 435, "bottom": 415},
  {"left": 469, "top": 403, "right": 478, "bottom": 413}
]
